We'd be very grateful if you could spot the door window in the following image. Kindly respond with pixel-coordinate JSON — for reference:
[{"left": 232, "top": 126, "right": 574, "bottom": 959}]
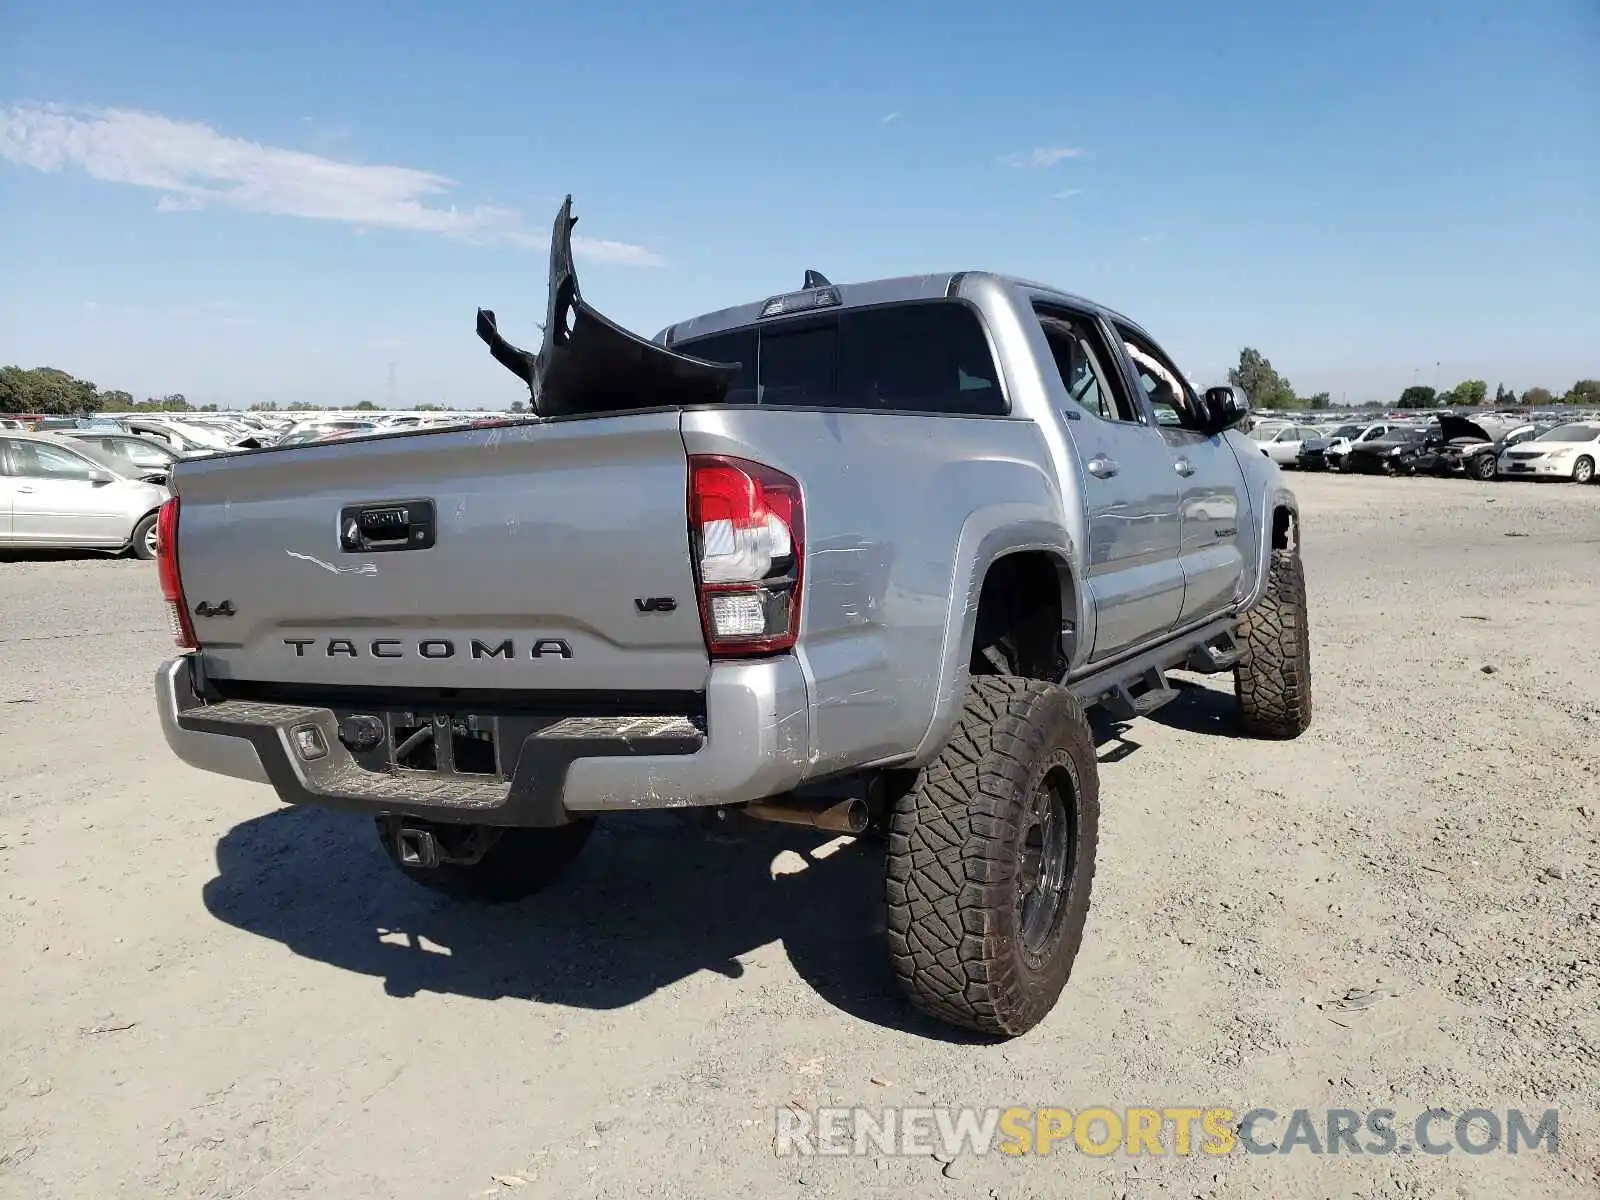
[
  {"left": 1034, "top": 309, "right": 1142, "bottom": 423},
  {"left": 10, "top": 441, "right": 99, "bottom": 480},
  {"left": 1115, "top": 326, "right": 1201, "bottom": 430}
]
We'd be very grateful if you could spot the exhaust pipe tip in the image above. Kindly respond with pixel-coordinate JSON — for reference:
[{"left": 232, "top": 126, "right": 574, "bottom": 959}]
[{"left": 743, "top": 795, "right": 870, "bottom": 836}]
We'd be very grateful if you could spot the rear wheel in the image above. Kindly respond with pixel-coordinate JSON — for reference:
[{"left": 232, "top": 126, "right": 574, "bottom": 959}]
[
  {"left": 377, "top": 817, "right": 595, "bottom": 903},
  {"left": 886, "top": 676, "right": 1099, "bottom": 1037},
  {"left": 1235, "top": 549, "right": 1313, "bottom": 738},
  {"left": 130, "top": 513, "right": 159, "bottom": 561},
  {"left": 1575, "top": 456, "right": 1596, "bottom": 485}
]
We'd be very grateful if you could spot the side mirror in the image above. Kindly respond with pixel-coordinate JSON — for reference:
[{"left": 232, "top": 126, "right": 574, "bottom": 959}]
[
  {"left": 1200, "top": 385, "right": 1250, "bottom": 435},
  {"left": 87, "top": 468, "right": 115, "bottom": 484}
]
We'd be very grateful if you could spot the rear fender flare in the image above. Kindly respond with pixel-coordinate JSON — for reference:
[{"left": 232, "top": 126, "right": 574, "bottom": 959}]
[{"left": 909, "top": 510, "right": 1081, "bottom": 764}]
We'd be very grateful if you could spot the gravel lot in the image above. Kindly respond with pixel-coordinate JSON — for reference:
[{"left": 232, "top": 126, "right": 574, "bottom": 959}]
[{"left": 1, "top": 472, "right": 1597, "bottom": 1200}]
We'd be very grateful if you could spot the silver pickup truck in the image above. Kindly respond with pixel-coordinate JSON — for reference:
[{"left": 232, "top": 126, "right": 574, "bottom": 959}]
[{"left": 154, "top": 198, "right": 1311, "bottom": 1037}]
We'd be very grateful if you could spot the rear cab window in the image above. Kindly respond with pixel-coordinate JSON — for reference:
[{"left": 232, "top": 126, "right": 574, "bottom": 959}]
[{"left": 673, "top": 300, "right": 1006, "bottom": 416}]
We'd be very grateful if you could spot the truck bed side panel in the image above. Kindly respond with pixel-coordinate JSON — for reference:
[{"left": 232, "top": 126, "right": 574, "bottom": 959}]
[{"left": 681, "top": 407, "right": 1070, "bottom": 776}]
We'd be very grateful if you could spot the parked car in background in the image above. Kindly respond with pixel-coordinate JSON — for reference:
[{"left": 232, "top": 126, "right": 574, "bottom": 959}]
[
  {"left": 1296, "top": 423, "right": 1366, "bottom": 470},
  {"left": 1344, "top": 426, "right": 1433, "bottom": 474},
  {"left": 125, "top": 419, "right": 235, "bottom": 456},
  {"left": 1499, "top": 423, "right": 1600, "bottom": 483},
  {"left": 1249, "top": 422, "right": 1323, "bottom": 466},
  {"left": 57, "top": 431, "right": 184, "bottom": 484},
  {"left": 271, "top": 419, "right": 379, "bottom": 446},
  {"left": 1300, "top": 422, "right": 1404, "bottom": 472},
  {"left": 0, "top": 432, "right": 170, "bottom": 558},
  {"left": 1412, "top": 416, "right": 1537, "bottom": 480}
]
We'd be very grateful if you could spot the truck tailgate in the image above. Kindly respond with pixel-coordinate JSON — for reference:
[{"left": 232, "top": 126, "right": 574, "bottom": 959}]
[{"left": 171, "top": 416, "right": 710, "bottom": 693}]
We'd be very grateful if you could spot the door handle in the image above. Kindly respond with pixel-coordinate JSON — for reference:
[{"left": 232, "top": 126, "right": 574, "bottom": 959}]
[
  {"left": 1174, "top": 458, "right": 1196, "bottom": 477},
  {"left": 16, "top": 486, "right": 34, "bottom": 493},
  {"left": 1086, "top": 454, "right": 1120, "bottom": 479}
]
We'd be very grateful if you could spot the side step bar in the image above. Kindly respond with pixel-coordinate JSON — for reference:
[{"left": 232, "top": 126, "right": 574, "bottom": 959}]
[
  {"left": 1066, "top": 617, "right": 1240, "bottom": 716},
  {"left": 1185, "top": 628, "right": 1242, "bottom": 673},
  {"left": 1100, "top": 666, "right": 1179, "bottom": 721}
]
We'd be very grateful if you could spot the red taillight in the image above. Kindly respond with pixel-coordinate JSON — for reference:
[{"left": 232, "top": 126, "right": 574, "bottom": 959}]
[
  {"left": 688, "top": 455, "right": 804, "bottom": 657},
  {"left": 155, "top": 498, "right": 197, "bottom": 650}
]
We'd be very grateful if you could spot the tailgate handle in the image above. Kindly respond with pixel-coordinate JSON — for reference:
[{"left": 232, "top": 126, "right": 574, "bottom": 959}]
[{"left": 340, "top": 499, "right": 437, "bottom": 553}]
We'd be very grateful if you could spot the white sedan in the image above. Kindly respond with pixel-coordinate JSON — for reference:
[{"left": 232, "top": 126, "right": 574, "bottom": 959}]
[
  {"left": 1248, "top": 423, "right": 1323, "bottom": 466},
  {"left": 1497, "top": 423, "right": 1600, "bottom": 483}
]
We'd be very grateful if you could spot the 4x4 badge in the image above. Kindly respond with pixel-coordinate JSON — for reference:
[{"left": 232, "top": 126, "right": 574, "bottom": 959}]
[{"left": 194, "top": 600, "right": 236, "bottom": 619}]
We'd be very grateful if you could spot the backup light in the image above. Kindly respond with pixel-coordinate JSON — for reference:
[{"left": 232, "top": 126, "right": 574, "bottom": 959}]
[{"left": 689, "top": 455, "right": 804, "bottom": 656}]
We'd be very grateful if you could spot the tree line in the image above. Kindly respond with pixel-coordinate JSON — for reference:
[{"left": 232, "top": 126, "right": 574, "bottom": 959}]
[
  {"left": 1228, "top": 348, "right": 1598, "bottom": 412},
  {"left": 0, "top": 365, "right": 488, "bottom": 415},
  {"left": 0, "top": 366, "right": 200, "bottom": 415}
]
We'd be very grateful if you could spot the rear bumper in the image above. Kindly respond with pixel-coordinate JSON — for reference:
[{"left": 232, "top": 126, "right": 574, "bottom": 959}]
[{"left": 154, "top": 654, "right": 811, "bottom": 825}]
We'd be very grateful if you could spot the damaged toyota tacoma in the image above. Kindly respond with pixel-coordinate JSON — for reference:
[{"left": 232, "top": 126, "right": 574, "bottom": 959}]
[{"left": 154, "top": 197, "right": 1311, "bottom": 1037}]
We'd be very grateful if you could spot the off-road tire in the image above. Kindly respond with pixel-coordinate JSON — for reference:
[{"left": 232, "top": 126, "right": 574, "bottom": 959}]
[
  {"left": 1234, "top": 548, "right": 1313, "bottom": 738},
  {"left": 130, "top": 512, "right": 159, "bottom": 561},
  {"left": 1471, "top": 453, "right": 1497, "bottom": 482},
  {"left": 1575, "top": 456, "right": 1596, "bottom": 485},
  {"left": 378, "top": 818, "right": 595, "bottom": 903},
  {"left": 886, "top": 676, "right": 1099, "bottom": 1037}
]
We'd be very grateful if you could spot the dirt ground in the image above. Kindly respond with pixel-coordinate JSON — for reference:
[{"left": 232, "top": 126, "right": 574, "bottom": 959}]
[{"left": 1, "top": 471, "right": 1597, "bottom": 1200}]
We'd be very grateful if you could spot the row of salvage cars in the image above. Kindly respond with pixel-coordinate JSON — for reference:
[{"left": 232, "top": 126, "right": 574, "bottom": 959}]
[{"left": 1251, "top": 415, "right": 1600, "bottom": 484}]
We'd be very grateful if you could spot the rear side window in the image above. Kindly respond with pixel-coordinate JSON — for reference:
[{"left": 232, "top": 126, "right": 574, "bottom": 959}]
[{"left": 674, "top": 300, "right": 1005, "bottom": 416}]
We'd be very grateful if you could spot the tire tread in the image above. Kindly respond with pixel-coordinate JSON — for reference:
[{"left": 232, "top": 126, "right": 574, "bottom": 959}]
[{"left": 886, "top": 675, "right": 1099, "bottom": 1037}]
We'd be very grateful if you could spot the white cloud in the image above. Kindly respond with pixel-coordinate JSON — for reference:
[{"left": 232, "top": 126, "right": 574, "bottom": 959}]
[
  {"left": 882, "top": 112, "right": 901, "bottom": 124},
  {"left": 1051, "top": 188, "right": 1082, "bottom": 200},
  {"left": 0, "top": 103, "right": 663, "bottom": 266},
  {"left": 998, "top": 146, "right": 1085, "bottom": 169}
]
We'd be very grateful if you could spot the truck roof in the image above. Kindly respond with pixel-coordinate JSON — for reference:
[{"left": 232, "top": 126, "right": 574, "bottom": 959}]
[{"left": 656, "top": 271, "right": 1145, "bottom": 347}]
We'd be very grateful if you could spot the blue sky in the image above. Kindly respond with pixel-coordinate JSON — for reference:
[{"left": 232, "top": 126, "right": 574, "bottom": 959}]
[{"left": 2, "top": 0, "right": 1596, "bottom": 408}]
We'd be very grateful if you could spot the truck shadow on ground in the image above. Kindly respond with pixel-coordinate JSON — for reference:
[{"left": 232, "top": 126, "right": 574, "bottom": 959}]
[
  {"left": 202, "top": 805, "right": 995, "bottom": 1042},
  {"left": 1089, "top": 677, "right": 1244, "bottom": 759},
  {"left": 201, "top": 695, "right": 1242, "bottom": 1042},
  {"left": 1139, "top": 679, "right": 1249, "bottom": 739}
]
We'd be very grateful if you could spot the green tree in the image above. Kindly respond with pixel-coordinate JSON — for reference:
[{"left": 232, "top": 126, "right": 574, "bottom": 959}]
[
  {"left": 1449, "top": 380, "right": 1488, "bottom": 407},
  {"left": 0, "top": 366, "right": 102, "bottom": 414},
  {"left": 129, "top": 393, "right": 192, "bottom": 412},
  {"left": 98, "top": 389, "right": 134, "bottom": 409},
  {"left": 249, "top": 401, "right": 279, "bottom": 411},
  {"left": 508, "top": 400, "right": 527, "bottom": 414},
  {"left": 352, "top": 400, "right": 379, "bottom": 411},
  {"left": 1228, "top": 347, "right": 1296, "bottom": 411},
  {"left": 1562, "top": 380, "right": 1600, "bottom": 406},
  {"left": 0, "top": 365, "right": 34, "bottom": 413},
  {"left": 1522, "top": 387, "right": 1554, "bottom": 406},
  {"left": 1397, "top": 385, "right": 1437, "bottom": 409},
  {"left": 1300, "top": 391, "right": 1332, "bottom": 410}
]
